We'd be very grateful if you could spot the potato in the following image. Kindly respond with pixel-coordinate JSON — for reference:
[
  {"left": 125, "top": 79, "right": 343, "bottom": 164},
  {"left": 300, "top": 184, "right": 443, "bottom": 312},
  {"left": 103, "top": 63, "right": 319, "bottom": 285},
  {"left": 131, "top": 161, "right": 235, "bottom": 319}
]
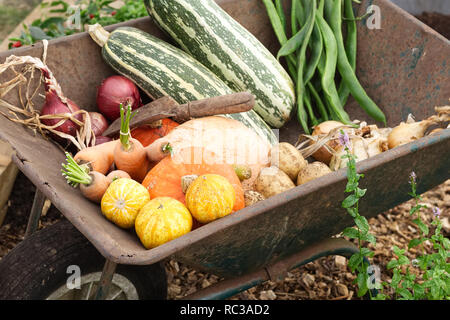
[
  {"left": 270, "top": 142, "right": 308, "bottom": 181},
  {"left": 254, "top": 166, "right": 296, "bottom": 199},
  {"left": 297, "top": 161, "right": 332, "bottom": 186},
  {"left": 244, "top": 190, "right": 265, "bottom": 207}
]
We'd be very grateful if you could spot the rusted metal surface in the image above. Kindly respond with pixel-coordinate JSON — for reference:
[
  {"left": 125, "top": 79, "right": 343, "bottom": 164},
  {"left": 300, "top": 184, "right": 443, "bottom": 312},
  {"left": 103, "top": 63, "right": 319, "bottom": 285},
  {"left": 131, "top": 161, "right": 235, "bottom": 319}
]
[{"left": 0, "top": 0, "right": 448, "bottom": 278}]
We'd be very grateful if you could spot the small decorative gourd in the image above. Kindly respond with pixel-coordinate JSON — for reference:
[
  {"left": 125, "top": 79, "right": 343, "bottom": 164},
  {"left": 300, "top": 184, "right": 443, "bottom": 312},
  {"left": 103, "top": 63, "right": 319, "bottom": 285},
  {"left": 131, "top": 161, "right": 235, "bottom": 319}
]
[
  {"left": 185, "top": 174, "right": 236, "bottom": 224},
  {"left": 101, "top": 178, "right": 150, "bottom": 229},
  {"left": 135, "top": 197, "right": 193, "bottom": 249}
]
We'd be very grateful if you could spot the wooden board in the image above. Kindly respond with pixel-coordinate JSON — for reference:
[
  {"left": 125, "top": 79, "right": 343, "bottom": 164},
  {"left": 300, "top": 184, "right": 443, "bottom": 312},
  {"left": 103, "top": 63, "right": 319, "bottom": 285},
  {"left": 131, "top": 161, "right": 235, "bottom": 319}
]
[{"left": 0, "top": 140, "right": 19, "bottom": 226}]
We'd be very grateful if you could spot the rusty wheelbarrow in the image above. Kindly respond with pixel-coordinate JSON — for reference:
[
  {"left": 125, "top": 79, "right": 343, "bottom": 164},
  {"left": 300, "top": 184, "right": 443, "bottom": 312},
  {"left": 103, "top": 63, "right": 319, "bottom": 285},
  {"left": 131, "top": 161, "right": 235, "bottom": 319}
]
[{"left": 0, "top": 0, "right": 448, "bottom": 300}]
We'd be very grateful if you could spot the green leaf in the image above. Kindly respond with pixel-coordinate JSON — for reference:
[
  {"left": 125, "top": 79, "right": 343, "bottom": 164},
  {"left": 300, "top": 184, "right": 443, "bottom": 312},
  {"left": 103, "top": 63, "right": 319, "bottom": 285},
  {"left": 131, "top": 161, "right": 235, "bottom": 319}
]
[
  {"left": 392, "top": 245, "right": 405, "bottom": 256},
  {"left": 387, "top": 259, "right": 399, "bottom": 270},
  {"left": 356, "top": 272, "right": 368, "bottom": 297},
  {"left": 355, "top": 187, "right": 367, "bottom": 198},
  {"left": 413, "top": 218, "right": 429, "bottom": 235},
  {"left": 408, "top": 238, "right": 423, "bottom": 249},
  {"left": 355, "top": 215, "right": 369, "bottom": 234},
  {"left": 345, "top": 180, "right": 358, "bottom": 192},
  {"left": 348, "top": 253, "right": 363, "bottom": 271},
  {"left": 413, "top": 283, "right": 425, "bottom": 299},
  {"left": 28, "top": 26, "right": 52, "bottom": 40},
  {"left": 398, "top": 255, "right": 410, "bottom": 266},
  {"left": 397, "top": 287, "right": 413, "bottom": 300},
  {"left": 360, "top": 247, "right": 374, "bottom": 258},
  {"left": 49, "top": 1, "right": 69, "bottom": 13},
  {"left": 346, "top": 207, "right": 358, "bottom": 218},
  {"left": 342, "top": 227, "right": 360, "bottom": 239},
  {"left": 342, "top": 194, "right": 359, "bottom": 208},
  {"left": 361, "top": 233, "right": 376, "bottom": 244},
  {"left": 40, "top": 17, "right": 66, "bottom": 29},
  {"left": 372, "top": 293, "right": 388, "bottom": 300}
]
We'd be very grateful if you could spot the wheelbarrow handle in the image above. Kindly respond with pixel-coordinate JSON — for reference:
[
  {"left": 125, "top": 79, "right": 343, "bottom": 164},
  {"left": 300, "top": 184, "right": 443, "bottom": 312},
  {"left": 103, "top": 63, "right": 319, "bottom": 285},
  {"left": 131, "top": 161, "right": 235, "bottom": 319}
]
[{"left": 102, "top": 92, "right": 255, "bottom": 137}]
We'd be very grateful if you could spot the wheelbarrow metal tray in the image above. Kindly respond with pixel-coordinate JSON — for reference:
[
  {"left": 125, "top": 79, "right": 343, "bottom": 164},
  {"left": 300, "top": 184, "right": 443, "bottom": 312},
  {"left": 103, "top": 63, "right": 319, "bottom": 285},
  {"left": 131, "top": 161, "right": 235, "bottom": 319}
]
[{"left": 0, "top": 0, "right": 449, "bottom": 278}]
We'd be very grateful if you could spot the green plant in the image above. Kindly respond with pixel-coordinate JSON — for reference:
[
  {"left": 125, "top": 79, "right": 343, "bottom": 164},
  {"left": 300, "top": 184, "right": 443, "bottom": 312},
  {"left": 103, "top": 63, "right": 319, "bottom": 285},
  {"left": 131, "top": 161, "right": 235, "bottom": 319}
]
[
  {"left": 339, "top": 130, "right": 450, "bottom": 300},
  {"left": 8, "top": 0, "right": 148, "bottom": 49},
  {"left": 385, "top": 172, "right": 450, "bottom": 300},
  {"left": 338, "top": 130, "right": 376, "bottom": 298}
]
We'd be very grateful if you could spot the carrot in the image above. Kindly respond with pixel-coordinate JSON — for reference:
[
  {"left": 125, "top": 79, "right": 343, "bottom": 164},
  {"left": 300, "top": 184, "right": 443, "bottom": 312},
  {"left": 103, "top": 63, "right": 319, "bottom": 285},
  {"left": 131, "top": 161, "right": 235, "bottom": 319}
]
[
  {"left": 113, "top": 103, "right": 150, "bottom": 182},
  {"left": 106, "top": 170, "right": 131, "bottom": 183},
  {"left": 62, "top": 152, "right": 110, "bottom": 203},
  {"left": 73, "top": 140, "right": 117, "bottom": 174},
  {"left": 145, "top": 138, "right": 173, "bottom": 162}
]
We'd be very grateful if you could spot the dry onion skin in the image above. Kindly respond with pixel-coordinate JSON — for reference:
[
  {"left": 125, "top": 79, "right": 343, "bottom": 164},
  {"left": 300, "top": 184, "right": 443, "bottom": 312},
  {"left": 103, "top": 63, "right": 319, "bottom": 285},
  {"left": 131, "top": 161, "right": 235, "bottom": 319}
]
[
  {"left": 310, "top": 121, "right": 345, "bottom": 164},
  {"left": 329, "top": 125, "right": 390, "bottom": 171},
  {"left": 0, "top": 41, "right": 95, "bottom": 150},
  {"left": 387, "top": 119, "right": 433, "bottom": 149}
]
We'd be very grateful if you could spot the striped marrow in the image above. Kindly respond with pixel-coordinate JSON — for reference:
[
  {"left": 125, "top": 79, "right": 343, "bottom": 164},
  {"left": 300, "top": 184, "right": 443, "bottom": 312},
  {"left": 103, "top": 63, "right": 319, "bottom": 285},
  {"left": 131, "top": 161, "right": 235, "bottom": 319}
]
[
  {"left": 88, "top": 25, "right": 278, "bottom": 145},
  {"left": 144, "top": 0, "right": 296, "bottom": 128}
]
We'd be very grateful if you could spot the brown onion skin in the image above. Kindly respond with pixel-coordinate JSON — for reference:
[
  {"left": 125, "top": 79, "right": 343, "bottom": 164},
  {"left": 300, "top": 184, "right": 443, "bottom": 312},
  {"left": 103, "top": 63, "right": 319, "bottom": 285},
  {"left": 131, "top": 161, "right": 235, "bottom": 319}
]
[
  {"left": 96, "top": 75, "right": 142, "bottom": 121},
  {"left": 41, "top": 91, "right": 83, "bottom": 137},
  {"left": 88, "top": 112, "right": 109, "bottom": 136}
]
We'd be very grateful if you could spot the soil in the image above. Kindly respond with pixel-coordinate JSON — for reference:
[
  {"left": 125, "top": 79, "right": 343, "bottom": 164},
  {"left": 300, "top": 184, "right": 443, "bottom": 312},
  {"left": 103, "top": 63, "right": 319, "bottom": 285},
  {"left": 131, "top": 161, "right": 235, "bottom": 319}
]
[
  {"left": 415, "top": 12, "right": 450, "bottom": 40},
  {"left": 0, "top": 12, "right": 449, "bottom": 300}
]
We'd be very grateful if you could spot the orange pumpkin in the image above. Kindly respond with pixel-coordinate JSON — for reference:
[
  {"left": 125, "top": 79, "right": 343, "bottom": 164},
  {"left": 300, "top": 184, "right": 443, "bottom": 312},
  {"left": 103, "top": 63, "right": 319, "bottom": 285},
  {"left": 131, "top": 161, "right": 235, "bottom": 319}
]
[
  {"left": 145, "top": 116, "right": 271, "bottom": 191},
  {"left": 141, "top": 146, "right": 245, "bottom": 213},
  {"left": 131, "top": 118, "right": 179, "bottom": 147}
]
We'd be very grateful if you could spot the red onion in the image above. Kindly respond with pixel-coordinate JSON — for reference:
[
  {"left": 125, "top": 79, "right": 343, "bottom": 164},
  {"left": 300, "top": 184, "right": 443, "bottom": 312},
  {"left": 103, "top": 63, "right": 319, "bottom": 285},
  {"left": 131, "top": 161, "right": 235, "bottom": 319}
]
[
  {"left": 96, "top": 75, "right": 142, "bottom": 121},
  {"left": 88, "top": 111, "right": 109, "bottom": 136},
  {"left": 41, "top": 91, "right": 83, "bottom": 137},
  {"left": 94, "top": 135, "right": 113, "bottom": 145}
]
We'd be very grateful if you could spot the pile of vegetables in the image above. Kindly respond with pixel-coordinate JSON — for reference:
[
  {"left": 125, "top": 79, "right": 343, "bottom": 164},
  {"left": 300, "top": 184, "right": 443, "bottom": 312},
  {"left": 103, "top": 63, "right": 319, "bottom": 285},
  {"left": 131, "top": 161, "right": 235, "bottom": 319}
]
[
  {"left": 1, "top": 0, "right": 448, "bottom": 252},
  {"left": 262, "top": 0, "right": 386, "bottom": 134}
]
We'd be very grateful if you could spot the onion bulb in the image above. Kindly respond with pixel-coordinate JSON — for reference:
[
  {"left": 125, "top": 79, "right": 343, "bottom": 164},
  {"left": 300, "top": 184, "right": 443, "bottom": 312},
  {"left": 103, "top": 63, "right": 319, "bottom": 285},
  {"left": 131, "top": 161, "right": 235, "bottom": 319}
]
[
  {"left": 310, "top": 121, "right": 345, "bottom": 164},
  {"left": 96, "top": 75, "right": 142, "bottom": 121},
  {"left": 88, "top": 112, "right": 109, "bottom": 136},
  {"left": 387, "top": 120, "right": 433, "bottom": 149},
  {"left": 40, "top": 91, "right": 83, "bottom": 137},
  {"left": 94, "top": 135, "right": 113, "bottom": 146}
]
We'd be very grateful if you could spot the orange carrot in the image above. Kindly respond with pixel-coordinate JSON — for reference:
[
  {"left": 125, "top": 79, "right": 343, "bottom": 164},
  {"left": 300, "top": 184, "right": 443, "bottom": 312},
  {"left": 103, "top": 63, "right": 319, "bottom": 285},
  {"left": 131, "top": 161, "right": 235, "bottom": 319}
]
[
  {"left": 106, "top": 170, "right": 131, "bottom": 183},
  {"left": 74, "top": 140, "right": 117, "bottom": 174},
  {"left": 113, "top": 104, "right": 150, "bottom": 182},
  {"left": 145, "top": 138, "right": 173, "bottom": 162},
  {"left": 62, "top": 152, "right": 110, "bottom": 203},
  {"left": 79, "top": 171, "right": 110, "bottom": 203}
]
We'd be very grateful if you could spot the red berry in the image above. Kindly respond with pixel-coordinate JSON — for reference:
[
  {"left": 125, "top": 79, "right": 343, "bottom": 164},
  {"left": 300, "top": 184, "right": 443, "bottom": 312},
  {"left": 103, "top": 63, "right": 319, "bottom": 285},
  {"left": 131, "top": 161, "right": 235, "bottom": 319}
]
[
  {"left": 12, "top": 41, "right": 22, "bottom": 48},
  {"left": 111, "top": 11, "right": 116, "bottom": 16},
  {"left": 89, "top": 14, "right": 95, "bottom": 19}
]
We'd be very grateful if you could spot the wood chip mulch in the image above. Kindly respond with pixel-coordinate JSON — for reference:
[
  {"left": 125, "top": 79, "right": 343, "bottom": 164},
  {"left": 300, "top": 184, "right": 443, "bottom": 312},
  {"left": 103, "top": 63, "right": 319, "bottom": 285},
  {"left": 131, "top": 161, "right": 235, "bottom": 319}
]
[{"left": 164, "top": 180, "right": 449, "bottom": 300}]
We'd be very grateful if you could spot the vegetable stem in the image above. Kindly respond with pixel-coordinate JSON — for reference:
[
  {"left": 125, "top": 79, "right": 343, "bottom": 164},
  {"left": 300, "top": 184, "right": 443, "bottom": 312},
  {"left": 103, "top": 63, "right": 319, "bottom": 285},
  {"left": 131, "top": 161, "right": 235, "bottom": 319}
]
[
  {"left": 61, "top": 152, "right": 92, "bottom": 187},
  {"left": 296, "top": 0, "right": 316, "bottom": 134},
  {"left": 327, "top": 0, "right": 386, "bottom": 125},
  {"left": 119, "top": 103, "right": 135, "bottom": 151},
  {"left": 338, "top": 0, "right": 357, "bottom": 106}
]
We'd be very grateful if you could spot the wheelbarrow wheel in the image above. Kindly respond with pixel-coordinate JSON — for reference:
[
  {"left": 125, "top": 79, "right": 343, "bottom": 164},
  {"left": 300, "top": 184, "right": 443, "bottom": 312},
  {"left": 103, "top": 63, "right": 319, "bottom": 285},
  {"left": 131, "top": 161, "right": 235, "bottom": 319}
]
[{"left": 0, "top": 219, "right": 167, "bottom": 300}]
